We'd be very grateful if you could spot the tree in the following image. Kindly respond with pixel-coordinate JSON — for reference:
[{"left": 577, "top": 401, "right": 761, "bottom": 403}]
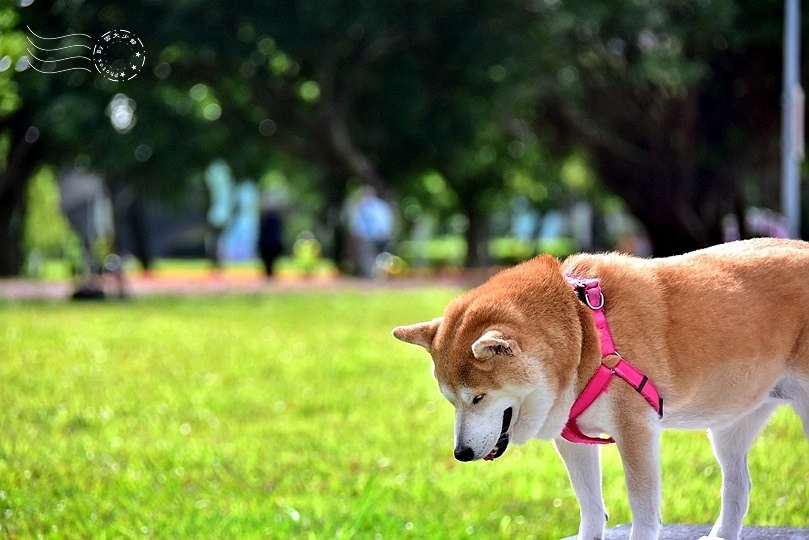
[
  {"left": 136, "top": 0, "right": 564, "bottom": 266},
  {"left": 532, "top": 0, "right": 802, "bottom": 255},
  {"left": 2, "top": 0, "right": 803, "bottom": 276},
  {"left": 0, "top": 8, "right": 39, "bottom": 275}
]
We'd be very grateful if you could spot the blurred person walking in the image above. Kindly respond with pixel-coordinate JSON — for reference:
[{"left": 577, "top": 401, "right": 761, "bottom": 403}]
[
  {"left": 204, "top": 159, "right": 234, "bottom": 270},
  {"left": 348, "top": 186, "right": 394, "bottom": 278},
  {"left": 258, "top": 206, "right": 284, "bottom": 277}
]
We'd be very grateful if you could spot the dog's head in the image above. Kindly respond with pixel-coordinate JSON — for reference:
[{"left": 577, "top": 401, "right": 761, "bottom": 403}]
[{"left": 393, "top": 256, "right": 583, "bottom": 462}]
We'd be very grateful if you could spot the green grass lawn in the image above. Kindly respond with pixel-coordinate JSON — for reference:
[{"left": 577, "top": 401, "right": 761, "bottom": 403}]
[{"left": 1, "top": 290, "right": 807, "bottom": 539}]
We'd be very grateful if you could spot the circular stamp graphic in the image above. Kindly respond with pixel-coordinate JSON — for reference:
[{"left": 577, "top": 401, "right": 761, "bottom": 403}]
[{"left": 92, "top": 29, "right": 145, "bottom": 82}]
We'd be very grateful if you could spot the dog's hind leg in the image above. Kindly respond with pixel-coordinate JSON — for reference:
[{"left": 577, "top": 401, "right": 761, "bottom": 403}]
[
  {"left": 788, "top": 377, "right": 809, "bottom": 440},
  {"left": 554, "top": 440, "right": 607, "bottom": 540},
  {"left": 705, "top": 402, "right": 778, "bottom": 540}
]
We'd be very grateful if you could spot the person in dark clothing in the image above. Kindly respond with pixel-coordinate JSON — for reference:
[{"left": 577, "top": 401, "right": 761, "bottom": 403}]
[{"left": 258, "top": 208, "right": 284, "bottom": 276}]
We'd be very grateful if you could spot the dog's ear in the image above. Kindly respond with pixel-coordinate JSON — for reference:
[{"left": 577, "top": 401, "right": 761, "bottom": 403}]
[
  {"left": 471, "top": 329, "right": 521, "bottom": 359},
  {"left": 392, "top": 317, "right": 442, "bottom": 351}
]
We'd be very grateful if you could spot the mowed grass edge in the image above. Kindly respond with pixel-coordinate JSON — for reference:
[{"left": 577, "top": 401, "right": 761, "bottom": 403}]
[{"left": 1, "top": 290, "right": 806, "bottom": 539}]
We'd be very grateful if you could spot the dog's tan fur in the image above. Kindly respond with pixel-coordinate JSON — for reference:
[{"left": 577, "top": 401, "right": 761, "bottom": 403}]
[{"left": 393, "top": 238, "right": 809, "bottom": 540}]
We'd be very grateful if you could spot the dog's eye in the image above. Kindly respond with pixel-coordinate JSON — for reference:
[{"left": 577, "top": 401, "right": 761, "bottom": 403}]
[{"left": 472, "top": 394, "right": 485, "bottom": 405}]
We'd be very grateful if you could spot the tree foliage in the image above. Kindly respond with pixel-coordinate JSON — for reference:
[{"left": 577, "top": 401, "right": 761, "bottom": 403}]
[
  {"left": 533, "top": 0, "right": 803, "bottom": 254},
  {"left": 0, "top": 0, "right": 804, "bottom": 274}
]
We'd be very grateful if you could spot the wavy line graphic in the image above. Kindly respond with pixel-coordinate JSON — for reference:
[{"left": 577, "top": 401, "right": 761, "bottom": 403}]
[
  {"left": 26, "top": 36, "right": 91, "bottom": 52},
  {"left": 25, "top": 50, "right": 92, "bottom": 74},
  {"left": 26, "top": 26, "right": 91, "bottom": 40},
  {"left": 25, "top": 26, "right": 93, "bottom": 74}
]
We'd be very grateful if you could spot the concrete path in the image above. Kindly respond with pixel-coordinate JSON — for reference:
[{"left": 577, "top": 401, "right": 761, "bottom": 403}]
[
  {"left": 0, "top": 268, "right": 483, "bottom": 301},
  {"left": 561, "top": 524, "right": 809, "bottom": 539}
]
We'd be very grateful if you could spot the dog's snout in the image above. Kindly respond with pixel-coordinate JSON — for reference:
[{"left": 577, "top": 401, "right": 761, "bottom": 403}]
[{"left": 454, "top": 446, "right": 475, "bottom": 462}]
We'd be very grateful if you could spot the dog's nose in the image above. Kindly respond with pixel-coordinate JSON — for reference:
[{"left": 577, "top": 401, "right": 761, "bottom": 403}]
[{"left": 454, "top": 446, "right": 475, "bottom": 462}]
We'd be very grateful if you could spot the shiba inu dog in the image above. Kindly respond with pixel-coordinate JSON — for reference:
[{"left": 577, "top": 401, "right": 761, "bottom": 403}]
[{"left": 392, "top": 238, "right": 809, "bottom": 540}]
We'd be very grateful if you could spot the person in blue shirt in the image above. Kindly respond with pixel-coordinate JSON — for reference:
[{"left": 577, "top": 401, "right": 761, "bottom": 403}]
[{"left": 348, "top": 186, "right": 394, "bottom": 277}]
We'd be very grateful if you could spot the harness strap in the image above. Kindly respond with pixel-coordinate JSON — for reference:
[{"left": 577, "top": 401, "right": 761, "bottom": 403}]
[{"left": 562, "top": 276, "right": 663, "bottom": 445}]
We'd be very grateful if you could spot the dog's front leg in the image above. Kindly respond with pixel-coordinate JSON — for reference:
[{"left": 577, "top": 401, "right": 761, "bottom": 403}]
[
  {"left": 554, "top": 439, "right": 607, "bottom": 540},
  {"left": 614, "top": 419, "right": 662, "bottom": 540}
]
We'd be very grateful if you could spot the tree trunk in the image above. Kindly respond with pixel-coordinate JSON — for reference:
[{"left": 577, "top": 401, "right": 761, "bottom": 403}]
[
  {"left": 321, "top": 91, "right": 386, "bottom": 191},
  {"left": 462, "top": 199, "right": 490, "bottom": 268},
  {"left": 596, "top": 161, "right": 742, "bottom": 256},
  {"left": 319, "top": 165, "right": 349, "bottom": 268},
  {"left": 0, "top": 109, "right": 42, "bottom": 276},
  {"left": 128, "top": 190, "right": 153, "bottom": 272},
  {"left": 637, "top": 212, "right": 709, "bottom": 257},
  {"left": 110, "top": 178, "right": 154, "bottom": 272},
  {"left": 0, "top": 182, "right": 25, "bottom": 276}
]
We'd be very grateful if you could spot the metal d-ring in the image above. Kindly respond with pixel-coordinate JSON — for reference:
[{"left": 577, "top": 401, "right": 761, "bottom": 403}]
[{"left": 585, "top": 291, "right": 605, "bottom": 310}]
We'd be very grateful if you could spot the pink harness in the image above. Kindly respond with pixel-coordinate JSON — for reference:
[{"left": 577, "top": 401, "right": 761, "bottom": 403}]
[{"left": 562, "top": 276, "right": 663, "bottom": 444}]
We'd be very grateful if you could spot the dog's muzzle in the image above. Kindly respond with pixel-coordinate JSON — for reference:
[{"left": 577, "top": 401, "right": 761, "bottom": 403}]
[
  {"left": 454, "top": 407, "right": 513, "bottom": 462},
  {"left": 483, "top": 407, "right": 512, "bottom": 461}
]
